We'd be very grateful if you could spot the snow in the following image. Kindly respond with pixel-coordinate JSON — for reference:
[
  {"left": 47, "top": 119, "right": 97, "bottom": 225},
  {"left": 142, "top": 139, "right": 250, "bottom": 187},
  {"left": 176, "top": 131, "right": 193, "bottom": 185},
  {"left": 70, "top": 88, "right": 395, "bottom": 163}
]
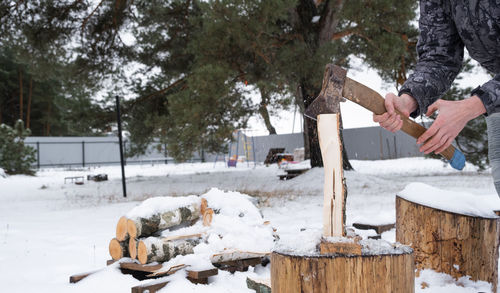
[
  {"left": 416, "top": 269, "right": 492, "bottom": 293},
  {"left": 0, "top": 167, "right": 5, "bottom": 178},
  {"left": 399, "top": 182, "right": 500, "bottom": 218},
  {"left": 0, "top": 157, "right": 498, "bottom": 292},
  {"left": 126, "top": 195, "right": 200, "bottom": 218}
]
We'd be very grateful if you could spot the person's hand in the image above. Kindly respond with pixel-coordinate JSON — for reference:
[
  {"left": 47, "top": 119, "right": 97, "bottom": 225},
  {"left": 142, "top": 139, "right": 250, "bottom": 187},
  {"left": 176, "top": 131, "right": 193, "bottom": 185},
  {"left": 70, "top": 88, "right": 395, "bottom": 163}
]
[
  {"left": 417, "top": 96, "right": 486, "bottom": 154},
  {"left": 373, "top": 93, "right": 418, "bottom": 132}
]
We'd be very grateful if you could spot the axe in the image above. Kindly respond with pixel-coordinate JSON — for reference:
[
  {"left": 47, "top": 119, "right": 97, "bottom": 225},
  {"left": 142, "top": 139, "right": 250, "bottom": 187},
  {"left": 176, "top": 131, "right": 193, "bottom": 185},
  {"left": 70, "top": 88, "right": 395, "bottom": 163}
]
[{"left": 305, "top": 64, "right": 466, "bottom": 171}]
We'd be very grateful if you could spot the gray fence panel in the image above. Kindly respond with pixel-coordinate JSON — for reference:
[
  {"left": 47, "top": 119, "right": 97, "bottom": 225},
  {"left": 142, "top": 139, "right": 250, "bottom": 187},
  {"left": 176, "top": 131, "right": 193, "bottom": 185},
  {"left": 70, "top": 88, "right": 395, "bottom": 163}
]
[{"left": 24, "top": 127, "right": 423, "bottom": 168}]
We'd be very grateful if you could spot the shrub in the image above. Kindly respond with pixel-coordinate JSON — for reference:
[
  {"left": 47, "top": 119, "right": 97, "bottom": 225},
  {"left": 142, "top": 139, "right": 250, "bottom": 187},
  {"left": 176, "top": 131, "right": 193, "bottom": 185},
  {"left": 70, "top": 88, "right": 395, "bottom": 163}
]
[{"left": 0, "top": 120, "right": 36, "bottom": 175}]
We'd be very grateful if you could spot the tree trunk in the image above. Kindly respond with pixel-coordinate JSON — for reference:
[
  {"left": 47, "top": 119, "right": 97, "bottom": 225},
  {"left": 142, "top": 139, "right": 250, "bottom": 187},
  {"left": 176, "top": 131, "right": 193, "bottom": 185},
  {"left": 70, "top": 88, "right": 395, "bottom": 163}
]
[
  {"left": 26, "top": 77, "right": 32, "bottom": 129},
  {"left": 258, "top": 87, "right": 277, "bottom": 135},
  {"left": 271, "top": 250, "right": 415, "bottom": 293},
  {"left": 396, "top": 196, "right": 499, "bottom": 292},
  {"left": 45, "top": 103, "right": 51, "bottom": 136},
  {"left": 137, "top": 237, "right": 200, "bottom": 264},
  {"left": 19, "top": 69, "right": 23, "bottom": 121},
  {"left": 127, "top": 202, "right": 201, "bottom": 239}
]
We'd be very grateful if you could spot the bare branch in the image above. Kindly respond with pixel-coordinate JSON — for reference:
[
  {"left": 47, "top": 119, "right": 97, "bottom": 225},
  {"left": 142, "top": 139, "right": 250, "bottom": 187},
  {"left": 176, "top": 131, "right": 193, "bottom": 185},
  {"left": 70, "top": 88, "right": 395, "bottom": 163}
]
[{"left": 81, "top": 0, "right": 105, "bottom": 31}]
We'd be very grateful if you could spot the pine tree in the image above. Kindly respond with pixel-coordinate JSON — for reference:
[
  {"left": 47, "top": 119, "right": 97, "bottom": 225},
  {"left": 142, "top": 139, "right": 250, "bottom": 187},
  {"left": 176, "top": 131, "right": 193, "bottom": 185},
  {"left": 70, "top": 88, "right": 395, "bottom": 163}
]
[{"left": 0, "top": 120, "right": 36, "bottom": 175}]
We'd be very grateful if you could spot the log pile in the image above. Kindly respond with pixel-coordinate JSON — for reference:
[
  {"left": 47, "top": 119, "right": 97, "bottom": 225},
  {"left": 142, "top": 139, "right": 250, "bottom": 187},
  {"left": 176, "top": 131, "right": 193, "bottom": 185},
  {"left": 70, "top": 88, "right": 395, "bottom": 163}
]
[{"left": 109, "top": 199, "right": 214, "bottom": 265}]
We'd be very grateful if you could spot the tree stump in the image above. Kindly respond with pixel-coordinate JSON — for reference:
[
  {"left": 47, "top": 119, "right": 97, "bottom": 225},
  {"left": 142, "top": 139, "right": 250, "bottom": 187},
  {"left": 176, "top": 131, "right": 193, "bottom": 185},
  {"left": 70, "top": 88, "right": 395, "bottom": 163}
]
[
  {"left": 396, "top": 196, "right": 500, "bottom": 291},
  {"left": 271, "top": 249, "right": 415, "bottom": 293}
]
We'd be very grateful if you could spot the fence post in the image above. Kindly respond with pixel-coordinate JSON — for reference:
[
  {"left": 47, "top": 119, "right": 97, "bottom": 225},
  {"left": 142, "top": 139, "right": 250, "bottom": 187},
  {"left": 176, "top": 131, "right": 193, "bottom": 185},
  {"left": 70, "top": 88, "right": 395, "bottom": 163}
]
[
  {"left": 82, "top": 141, "right": 85, "bottom": 167},
  {"left": 36, "top": 141, "right": 40, "bottom": 169}
]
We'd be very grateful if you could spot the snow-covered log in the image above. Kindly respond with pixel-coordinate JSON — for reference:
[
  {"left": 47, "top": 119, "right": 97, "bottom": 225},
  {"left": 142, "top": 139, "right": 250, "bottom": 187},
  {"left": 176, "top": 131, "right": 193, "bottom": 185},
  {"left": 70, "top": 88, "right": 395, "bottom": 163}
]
[
  {"left": 109, "top": 238, "right": 129, "bottom": 260},
  {"left": 396, "top": 196, "right": 500, "bottom": 291},
  {"left": 137, "top": 236, "right": 201, "bottom": 264},
  {"left": 127, "top": 202, "right": 201, "bottom": 239}
]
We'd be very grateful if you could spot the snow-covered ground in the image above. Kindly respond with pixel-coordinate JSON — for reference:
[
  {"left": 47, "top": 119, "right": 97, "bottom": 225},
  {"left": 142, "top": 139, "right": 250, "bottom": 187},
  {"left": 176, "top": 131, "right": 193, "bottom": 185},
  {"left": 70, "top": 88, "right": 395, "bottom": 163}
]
[{"left": 0, "top": 158, "right": 498, "bottom": 292}]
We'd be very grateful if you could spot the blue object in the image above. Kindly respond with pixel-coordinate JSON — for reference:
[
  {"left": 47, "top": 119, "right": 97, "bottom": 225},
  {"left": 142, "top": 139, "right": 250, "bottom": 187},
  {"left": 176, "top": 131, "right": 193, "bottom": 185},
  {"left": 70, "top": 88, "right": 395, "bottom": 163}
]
[{"left": 449, "top": 149, "right": 466, "bottom": 170}]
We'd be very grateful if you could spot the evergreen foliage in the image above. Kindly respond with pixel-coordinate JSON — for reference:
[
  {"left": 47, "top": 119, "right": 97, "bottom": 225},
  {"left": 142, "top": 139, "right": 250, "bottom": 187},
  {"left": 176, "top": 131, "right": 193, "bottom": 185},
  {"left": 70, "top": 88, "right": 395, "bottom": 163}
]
[{"left": 0, "top": 120, "right": 36, "bottom": 175}]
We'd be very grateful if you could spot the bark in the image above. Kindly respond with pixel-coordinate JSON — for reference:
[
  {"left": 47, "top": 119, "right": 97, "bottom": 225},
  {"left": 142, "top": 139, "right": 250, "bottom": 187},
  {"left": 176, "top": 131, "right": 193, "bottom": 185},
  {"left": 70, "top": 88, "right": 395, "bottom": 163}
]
[
  {"left": 137, "top": 237, "right": 200, "bottom": 264},
  {"left": 127, "top": 202, "right": 201, "bottom": 239},
  {"left": 19, "top": 69, "right": 23, "bottom": 121},
  {"left": 258, "top": 87, "right": 277, "bottom": 135},
  {"left": 396, "top": 196, "right": 500, "bottom": 292},
  {"left": 26, "top": 77, "right": 32, "bottom": 129},
  {"left": 271, "top": 251, "right": 415, "bottom": 293}
]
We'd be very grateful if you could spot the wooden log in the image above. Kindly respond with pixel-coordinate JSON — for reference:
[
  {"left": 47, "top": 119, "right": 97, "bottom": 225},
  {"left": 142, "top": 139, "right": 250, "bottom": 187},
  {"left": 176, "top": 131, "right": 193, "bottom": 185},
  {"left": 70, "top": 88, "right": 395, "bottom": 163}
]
[
  {"left": 201, "top": 198, "right": 208, "bottom": 215},
  {"left": 137, "top": 236, "right": 201, "bottom": 264},
  {"left": 396, "top": 196, "right": 500, "bottom": 291},
  {"left": 131, "top": 280, "right": 169, "bottom": 293},
  {"left": 319, "top": 238, "right": 362, "bottom": 255},
  {"left": 127, "top": 202, "right": 201, "bottom": 239},
  {"left": 317, "top": 114, "right": 346, "bottom": 237},
  {"left": 109, "top": 238, "right": 129, "bottom": 260},
  {"left": 271, "top": 251, "right": 414, "bottom": 293},
  {"left": 116, "top": 216, "right": 129, "bottom": 241},
  {"left": 353, "top": 222, "right": 395, "bottom": 234},
  {"left": 203, "top": 208, "right": 214, "bottom": 226},
  {"left": 69, "top": 270, "right": 99, "bottom": 283},
  {"left": 247, "top": 277, "right": 271, "bottom": 293},
  {"left": 129, "top": 238, "right": 137, "bottom": 259}
]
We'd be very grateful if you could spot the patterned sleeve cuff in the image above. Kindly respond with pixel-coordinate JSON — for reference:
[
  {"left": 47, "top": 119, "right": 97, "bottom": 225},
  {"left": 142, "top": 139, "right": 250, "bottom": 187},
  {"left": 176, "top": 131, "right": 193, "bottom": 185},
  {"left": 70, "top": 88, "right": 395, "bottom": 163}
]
[{"left": 471, "top": 86, "right": 492, "bottom": 117}]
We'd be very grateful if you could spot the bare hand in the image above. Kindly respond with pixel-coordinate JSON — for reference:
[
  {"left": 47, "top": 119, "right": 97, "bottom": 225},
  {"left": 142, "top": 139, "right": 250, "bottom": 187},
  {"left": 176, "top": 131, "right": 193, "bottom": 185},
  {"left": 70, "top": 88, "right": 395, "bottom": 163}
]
[
  {"left": 373, "top": 93, "right": 418, "bottom": 132},
  {"left": 417, "top": 96, "right": 486, "bottom": 154}
]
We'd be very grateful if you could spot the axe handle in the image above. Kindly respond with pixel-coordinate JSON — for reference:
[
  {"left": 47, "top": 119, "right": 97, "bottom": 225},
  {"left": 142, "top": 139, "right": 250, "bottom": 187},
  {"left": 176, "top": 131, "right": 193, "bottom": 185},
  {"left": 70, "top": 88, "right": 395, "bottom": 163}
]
[{"left": 342, "top": 78, "right": 455, "bottom": 161}]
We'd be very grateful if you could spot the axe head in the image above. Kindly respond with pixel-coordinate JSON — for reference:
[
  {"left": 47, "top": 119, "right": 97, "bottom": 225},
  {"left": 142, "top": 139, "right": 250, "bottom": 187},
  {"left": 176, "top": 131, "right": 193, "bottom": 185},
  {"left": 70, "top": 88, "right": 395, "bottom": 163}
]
[{"left": 304, "top": 64, "right": 347, "bottom": 120}]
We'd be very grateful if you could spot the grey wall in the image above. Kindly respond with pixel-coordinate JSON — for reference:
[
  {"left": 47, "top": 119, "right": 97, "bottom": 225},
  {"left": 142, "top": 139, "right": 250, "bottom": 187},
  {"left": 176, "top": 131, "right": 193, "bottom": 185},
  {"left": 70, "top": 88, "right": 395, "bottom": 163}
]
[{"left": 24, "top": 127, "right": 422, "bottom": 168}]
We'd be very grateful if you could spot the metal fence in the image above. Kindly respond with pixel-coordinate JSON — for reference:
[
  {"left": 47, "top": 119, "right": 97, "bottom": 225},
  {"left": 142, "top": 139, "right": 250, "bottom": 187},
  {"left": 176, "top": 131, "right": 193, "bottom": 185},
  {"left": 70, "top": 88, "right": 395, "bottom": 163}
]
[{"left": 24, "top": 127, "right": 422, "bottom": 168}]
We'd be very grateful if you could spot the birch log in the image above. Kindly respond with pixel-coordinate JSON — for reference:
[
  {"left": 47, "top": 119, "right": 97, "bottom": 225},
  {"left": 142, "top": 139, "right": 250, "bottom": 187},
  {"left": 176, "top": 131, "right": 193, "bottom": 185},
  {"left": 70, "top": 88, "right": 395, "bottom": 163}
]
[
  {"left": 317, "top": 114, "right": 345, "bottom": 237},
  {"left": 109, "top": 238, "right": 129, "bottom": 260},
  {"left": 137, "top": 236, "right": 201, "bottom": 264},
  {"left": 116, "top": 216, "right": 129, "bottom": 241},
  {"left": 127, "top": 202, "right": 201, "bottom": 239}
]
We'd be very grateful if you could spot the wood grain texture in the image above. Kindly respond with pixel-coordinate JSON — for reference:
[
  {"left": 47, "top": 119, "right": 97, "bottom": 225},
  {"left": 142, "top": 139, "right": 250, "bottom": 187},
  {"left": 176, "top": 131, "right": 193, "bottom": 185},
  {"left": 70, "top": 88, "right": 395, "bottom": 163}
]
[
  {"left": 109, "top": 238, "right": 129, "bottom": 260},
  {"left": 116, "top": 216, "right": 129, "bottom": 241},
  {"left": 271, "top": 251, "right": 414, "bottom": 293},
  {"left": 318, "top": 114, "right": 345, "bottom": 237},
  {"left": 396, "top": 196, "right": 499, "bottom": 291}
]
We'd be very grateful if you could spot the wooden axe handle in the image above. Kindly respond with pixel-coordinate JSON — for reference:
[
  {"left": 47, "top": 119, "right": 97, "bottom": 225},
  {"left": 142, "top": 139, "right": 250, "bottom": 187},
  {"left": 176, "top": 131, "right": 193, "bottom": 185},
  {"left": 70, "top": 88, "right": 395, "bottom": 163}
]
[{"left": 342, "top": 78, "right": 455, "bottom": 161}]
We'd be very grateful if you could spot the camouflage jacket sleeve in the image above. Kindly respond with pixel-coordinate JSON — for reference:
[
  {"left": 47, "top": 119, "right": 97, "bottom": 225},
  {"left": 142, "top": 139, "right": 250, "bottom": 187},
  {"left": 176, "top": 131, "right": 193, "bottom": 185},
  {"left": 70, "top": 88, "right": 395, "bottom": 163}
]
[
  {"left": 471, "top": 74, "right": 500, "bottom": 116},
  {"left": 399, "top": 0, "right": 464, "bottom": 117}
]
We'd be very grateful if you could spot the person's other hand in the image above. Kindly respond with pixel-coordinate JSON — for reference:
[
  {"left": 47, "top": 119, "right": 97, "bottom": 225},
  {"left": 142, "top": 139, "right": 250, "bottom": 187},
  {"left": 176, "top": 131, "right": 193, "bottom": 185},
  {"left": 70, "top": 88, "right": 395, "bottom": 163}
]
[
  {"left": 373, "top": 93, "right": 418, "bottom": 132},
  {"left": 417, "top": 96, "right": 486, "bottom": 154}
]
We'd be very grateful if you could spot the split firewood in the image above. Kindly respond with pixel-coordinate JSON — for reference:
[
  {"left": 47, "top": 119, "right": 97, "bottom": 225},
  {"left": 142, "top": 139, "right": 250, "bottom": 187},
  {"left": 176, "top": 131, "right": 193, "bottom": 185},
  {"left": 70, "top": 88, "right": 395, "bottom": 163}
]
[
  {"left": 109, "top": 238, "right": 129, "bottom": 260},
  {"left": 210, "top": 250, "right": 270, "bottom": 263},
  {"left": 203, "top": 208, "right": 214, "bottom": 226},
  {"left": 128, "top": 238, "right": 137, "bottom": 259},
  {"left": 127, "top": 202, "right": 201, "bottom": 239},
  {"left": 201, "top": 198, "right": 208, "bottom": 215},
  {"left": 137, "top": 236, "right": 201, "bottom": 264},
  {"left": 116, "top": 216, "right": 129, "bottom": 241}
]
